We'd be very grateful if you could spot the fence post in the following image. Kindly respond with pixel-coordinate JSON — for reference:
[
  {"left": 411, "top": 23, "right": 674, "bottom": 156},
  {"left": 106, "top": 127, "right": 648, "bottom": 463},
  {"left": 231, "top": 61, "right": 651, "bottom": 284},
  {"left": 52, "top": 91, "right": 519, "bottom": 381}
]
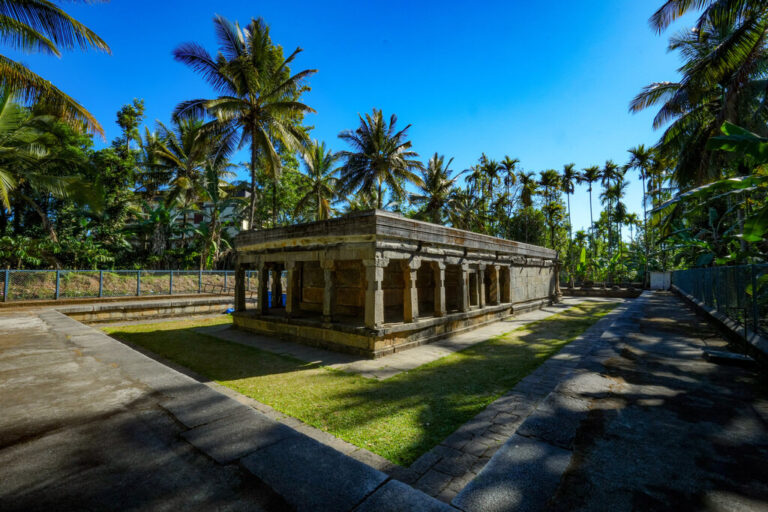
[
  {"left": 751, "top": 264, "right": 759, "bottom": 335},
  {"left": 3, "top": 269, "right": 7, "bottom": 302},
  {"left": 224, "top": 271, "right": 228, "bottom": 292},
  {"left": 136, "top": 271, "right": 141, "bottom": 296},
  {"left": 169, "top": 270, "right": 173, "bottom": 295},
  {"left": 99, "top": 271, "right": 103, "bottom": 298},
  {"left": 198, "top": 269, "right": 202, "bottom": 294},
  {"left": 55, "top": 270, "right": 60, "bottom": 300}
]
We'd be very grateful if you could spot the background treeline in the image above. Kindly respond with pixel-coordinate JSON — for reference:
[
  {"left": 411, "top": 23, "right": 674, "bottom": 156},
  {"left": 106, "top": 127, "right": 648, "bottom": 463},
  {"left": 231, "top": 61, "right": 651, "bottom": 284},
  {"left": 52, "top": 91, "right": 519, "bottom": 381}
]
[{"left": 3, "top": 1, "right": 768, "bottom": 285}]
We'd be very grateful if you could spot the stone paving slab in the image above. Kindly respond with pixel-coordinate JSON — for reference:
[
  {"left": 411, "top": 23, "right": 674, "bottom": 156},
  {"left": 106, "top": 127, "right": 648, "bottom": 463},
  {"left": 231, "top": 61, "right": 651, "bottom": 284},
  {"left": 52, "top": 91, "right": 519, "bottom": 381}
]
[
  {"left": 354, "top": 479, "right": 455, "bottom": 512},
  {"left": 241, "top": 434, "right": 389, "bottom": 512},
  {"left": 182, "top": 407, "right": 299, "bottom": 464},
  {"left": 452, "top": 434, "right": 572, "bottom": 512}
]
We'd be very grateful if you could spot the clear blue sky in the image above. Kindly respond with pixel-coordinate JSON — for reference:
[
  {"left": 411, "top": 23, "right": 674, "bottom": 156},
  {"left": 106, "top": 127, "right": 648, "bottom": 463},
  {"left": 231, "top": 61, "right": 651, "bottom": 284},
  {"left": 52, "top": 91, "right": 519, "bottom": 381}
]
[{"left": 19, "top": 1, "right": 696, "bottom": 235}]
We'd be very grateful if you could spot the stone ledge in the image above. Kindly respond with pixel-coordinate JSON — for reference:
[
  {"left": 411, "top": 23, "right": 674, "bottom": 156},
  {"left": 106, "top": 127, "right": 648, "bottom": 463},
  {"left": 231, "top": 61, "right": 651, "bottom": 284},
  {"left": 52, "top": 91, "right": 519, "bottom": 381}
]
[
  {"left": 240, "top": 433, "right": 389, "bottom": 512},
  {"left": 354, "top": 479, "right": 455, "bottom": 511}
]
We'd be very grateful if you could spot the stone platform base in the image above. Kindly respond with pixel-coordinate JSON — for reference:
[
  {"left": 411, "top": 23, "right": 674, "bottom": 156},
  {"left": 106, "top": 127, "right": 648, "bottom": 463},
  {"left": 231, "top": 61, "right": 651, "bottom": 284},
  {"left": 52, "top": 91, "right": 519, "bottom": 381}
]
[{"left": 233, "top": 298, "right": 551, "bottom": 359}]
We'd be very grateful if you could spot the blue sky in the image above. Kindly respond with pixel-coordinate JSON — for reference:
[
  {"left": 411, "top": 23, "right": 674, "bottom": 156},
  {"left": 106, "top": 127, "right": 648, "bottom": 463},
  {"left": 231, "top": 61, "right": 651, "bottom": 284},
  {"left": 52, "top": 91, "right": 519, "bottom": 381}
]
[{"left": 19, "top": 1, "right": 696, "bottom": 234}]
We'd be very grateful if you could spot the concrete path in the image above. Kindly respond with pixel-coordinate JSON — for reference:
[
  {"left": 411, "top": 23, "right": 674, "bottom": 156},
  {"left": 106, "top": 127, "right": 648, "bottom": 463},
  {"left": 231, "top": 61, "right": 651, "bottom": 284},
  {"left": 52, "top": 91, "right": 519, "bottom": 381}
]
[
  {"left": 454, "top": 291, "right": 768, "bottom": 511},
  {"left": 4, "top": 292, "right": 766, "bottom": 511},
  {"left": 0, "top": 309, "right": 453, "bottom": 511},
  {"left": 199, "top": 297, "right": 618, "bottom": 380}
]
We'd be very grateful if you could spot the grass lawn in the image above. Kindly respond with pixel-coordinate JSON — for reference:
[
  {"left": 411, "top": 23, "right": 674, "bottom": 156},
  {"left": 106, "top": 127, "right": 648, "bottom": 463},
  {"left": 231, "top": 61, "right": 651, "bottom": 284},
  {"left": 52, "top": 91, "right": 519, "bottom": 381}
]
[{"left": 104, "top": 301, "right": 617, "bottom": 466}]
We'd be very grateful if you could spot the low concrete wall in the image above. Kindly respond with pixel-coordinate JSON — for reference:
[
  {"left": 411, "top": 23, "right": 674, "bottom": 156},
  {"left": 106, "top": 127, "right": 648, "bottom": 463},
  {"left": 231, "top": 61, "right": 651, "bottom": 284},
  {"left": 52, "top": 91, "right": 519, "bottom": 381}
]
[
  {"left": 58, "top": 296, "right": 237, "bottom": 324},
  {"left": 562, "top": 288, "right": 642, "bottom": 299},
  {"left": 671, "top": 284, "right": 768, "bottom": 364}
]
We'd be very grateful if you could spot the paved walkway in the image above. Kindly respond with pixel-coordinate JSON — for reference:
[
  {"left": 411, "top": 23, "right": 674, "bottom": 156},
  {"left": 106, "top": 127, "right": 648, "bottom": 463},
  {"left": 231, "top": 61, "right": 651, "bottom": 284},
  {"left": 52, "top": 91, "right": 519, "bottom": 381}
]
[
  {"left": 453, "top": 292, "right": 768, "bottom": 511},
  {"left": 199, "top": 297, "right": 618, "bottom": 380},
  {"left": 3, "top": 292, "right": 766, "bottom": 511},
  {"left": 0, "top": 309, "right": 452, "bottom": 511}
]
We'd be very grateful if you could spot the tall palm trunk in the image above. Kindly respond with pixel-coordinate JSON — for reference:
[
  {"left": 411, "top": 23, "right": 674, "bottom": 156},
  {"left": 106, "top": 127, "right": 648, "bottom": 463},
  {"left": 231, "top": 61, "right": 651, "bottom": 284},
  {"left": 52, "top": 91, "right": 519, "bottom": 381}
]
[
  {"left": 272, "top": 180, "right": 278, "bottom": 226},
  {"left": 248, "top": 128, "right": 258, "bottom": 229},
  {"left": 566, "top": 191, "right": 573, "bottom": 287},
  {"left": 588, "top": 184, "right": 595, "bottom": 281},
  {"left": 641, "top": 173, "right": 649, "bottom": 287}
]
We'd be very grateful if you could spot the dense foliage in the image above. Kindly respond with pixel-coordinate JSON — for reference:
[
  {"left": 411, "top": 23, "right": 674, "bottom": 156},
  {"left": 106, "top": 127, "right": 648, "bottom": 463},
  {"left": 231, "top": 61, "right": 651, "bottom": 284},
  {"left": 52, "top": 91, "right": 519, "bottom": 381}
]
[{"left": 3, "top": 1, "right": 767, "bottom": 280}]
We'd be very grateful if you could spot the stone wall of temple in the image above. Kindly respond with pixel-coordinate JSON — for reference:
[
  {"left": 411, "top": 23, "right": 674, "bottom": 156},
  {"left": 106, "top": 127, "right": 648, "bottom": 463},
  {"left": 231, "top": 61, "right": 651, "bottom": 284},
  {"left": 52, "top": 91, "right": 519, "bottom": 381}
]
[{"left": 232, "top": 210, "right": 561, "bottom": 358}]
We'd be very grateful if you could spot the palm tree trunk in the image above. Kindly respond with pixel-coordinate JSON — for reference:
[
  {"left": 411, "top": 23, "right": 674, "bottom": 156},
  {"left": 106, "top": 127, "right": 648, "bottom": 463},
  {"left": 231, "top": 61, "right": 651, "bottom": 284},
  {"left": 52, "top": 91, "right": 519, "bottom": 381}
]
[
  {"left": 588, "top": 184, "right": 595, "bottom": 282},
  {"left": 24, "top": 195, "right": 58, "bottom": 243},
  {"left": 565, "top": 192, "right": 573, "bottom": 288},
  {"left": 272, "top": 179, "right": 278, "bottom": 226},
  {"left": 641, "top": 173, "right": 649, "bottom": 287},
  {"left": 377, "top": 178, "right": 383, "bottom": 209},
  {"left": 248, "top": 128, "right": 258, "bottom": 229}
]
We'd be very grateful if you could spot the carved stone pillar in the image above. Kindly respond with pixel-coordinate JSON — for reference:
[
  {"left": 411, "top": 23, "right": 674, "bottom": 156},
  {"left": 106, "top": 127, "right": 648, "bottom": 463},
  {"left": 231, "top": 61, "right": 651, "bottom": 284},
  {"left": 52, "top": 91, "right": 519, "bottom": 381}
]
[
  {"left": 256, "top": 263, "right": 269, "bottom": 315},
  {"left": 270, "top": 265, "right": 283, "bottom": 308},
  {"left": 478, "top": 264, "right": 486, "bottom": 308},
  {"left": 501, "top": 265, "right": 512, "bottom": 303},
  {"left": 402, "top": 258, "right": 420, "bottom": 323},
  {"left": 285, "top": 261, "right": 300, "bottom": 317},
  {"left": 234, "top": 263, "right": 246, "bottom": 312},
  {"left": 432, "top": 261, "right": 446, "bottom": 317},
  {"left": 489, "top": 265, "right": 500, "bottom": 305},
  {"left": 459, "top": 264, "right": 470, "bottom": 312},
  {"left": 363, "top": 257, "right": 387, "bottom": 328},
  {"left": 321, "top": 259, "right": 335, "bottom": 322}
]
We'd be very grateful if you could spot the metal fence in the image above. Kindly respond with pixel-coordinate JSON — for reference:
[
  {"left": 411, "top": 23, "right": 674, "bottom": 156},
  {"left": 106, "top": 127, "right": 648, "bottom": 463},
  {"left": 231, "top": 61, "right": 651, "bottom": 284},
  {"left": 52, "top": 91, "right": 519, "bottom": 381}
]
[
  {"left": 0, "top": 269, "right": 262, "bottom": 302},
  {"left": 672, "top": 264, "right": 768, "bottom": 338}
]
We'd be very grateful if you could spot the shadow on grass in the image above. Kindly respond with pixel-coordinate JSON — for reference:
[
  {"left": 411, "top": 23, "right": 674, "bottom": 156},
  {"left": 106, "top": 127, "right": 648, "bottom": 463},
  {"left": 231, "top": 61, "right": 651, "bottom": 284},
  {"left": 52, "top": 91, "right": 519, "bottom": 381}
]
[{"left": 108, "top": 302, "right": 618, "bottom": 466}]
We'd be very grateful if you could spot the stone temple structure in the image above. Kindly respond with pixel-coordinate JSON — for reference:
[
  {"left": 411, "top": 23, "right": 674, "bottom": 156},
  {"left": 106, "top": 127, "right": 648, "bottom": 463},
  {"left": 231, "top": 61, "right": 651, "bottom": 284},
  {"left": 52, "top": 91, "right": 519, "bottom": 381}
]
[{"left": 233, "top": 210, "right": 559, "bottom": 358}]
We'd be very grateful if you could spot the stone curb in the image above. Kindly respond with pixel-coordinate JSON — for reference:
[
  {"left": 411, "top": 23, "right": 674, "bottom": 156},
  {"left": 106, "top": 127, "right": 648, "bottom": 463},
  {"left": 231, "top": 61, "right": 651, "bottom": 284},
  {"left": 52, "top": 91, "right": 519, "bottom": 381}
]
[{"left": 36, "top": 309, "right": 456, "bottom": 511}]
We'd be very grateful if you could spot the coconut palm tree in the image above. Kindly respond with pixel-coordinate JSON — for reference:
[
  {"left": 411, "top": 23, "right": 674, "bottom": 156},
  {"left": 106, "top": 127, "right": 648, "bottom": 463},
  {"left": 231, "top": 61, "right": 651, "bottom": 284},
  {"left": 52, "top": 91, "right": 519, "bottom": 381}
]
[
  {"left": 633, "top": 3, "right": 768, "bottom": 187},
  {"left": 447, "top": 188, "right": 482, "bottom": 231},
  {"left": 627, "top": 144, "right": 655, "bottom": 284},
  {"left": 153, "top": 117, "right": 213, "bottom": 247},
  {"left": 173, "top": 15, "right": 316, "bottom": 229},
  {"left": 0, "top": 90, "right": 98, "bottom": 241},
  {"left": 0, "top": 0, "right": 110, "bottom": 136},
  {"left": 296, "top": 140, "right": 338, "bottom": 221},
  {"left": 337, "top": 109, "right": 423, "bottom": 209},
  {"left": 579, "top": 165, "right": 601, "bottom": 259},
  {"left": 411, "top": 153, "right": 461, "bottom": 224},
  {"left": 600, "top": 160, "right": 622, "bottom": 251},
  {"left": 197, "top": 151, "right": 238, "bottom": 269},
  {"left": 539, "top": 169, "right": 562, "bottom": 249},
  {"left": 517, "top": 171, "right": 537, "bottom": 209},
  {"left": 500, "top": 155, "right": 519, "bottom": 235},
  {"left": 480, "top": 155, "right": 502, "bottom": 232},
  {"left": 561, "top": 163, "right": 578, "bottom": 285},
  {"left": 136, "top": 127, "right": 171, "bottom": 200}
]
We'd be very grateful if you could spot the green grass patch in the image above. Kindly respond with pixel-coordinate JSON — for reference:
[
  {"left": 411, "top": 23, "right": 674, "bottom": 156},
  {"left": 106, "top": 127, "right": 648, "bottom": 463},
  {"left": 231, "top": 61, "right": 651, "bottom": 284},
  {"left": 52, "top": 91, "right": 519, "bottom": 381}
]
[{"left": 105, "top": 302, "right": 617, "bottom": 465}]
